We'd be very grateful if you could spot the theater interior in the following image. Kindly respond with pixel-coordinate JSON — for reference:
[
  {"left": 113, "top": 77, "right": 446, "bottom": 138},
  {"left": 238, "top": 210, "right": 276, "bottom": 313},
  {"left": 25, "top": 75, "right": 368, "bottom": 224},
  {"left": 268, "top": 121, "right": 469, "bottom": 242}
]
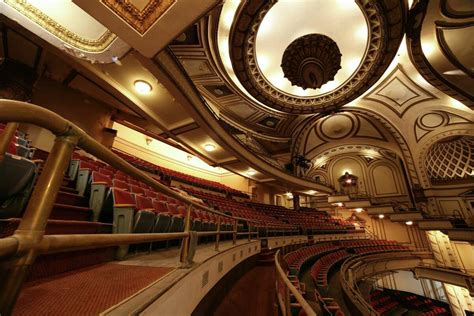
[{"left": 0, "top": 0, "right": 473, "bottom": 315}]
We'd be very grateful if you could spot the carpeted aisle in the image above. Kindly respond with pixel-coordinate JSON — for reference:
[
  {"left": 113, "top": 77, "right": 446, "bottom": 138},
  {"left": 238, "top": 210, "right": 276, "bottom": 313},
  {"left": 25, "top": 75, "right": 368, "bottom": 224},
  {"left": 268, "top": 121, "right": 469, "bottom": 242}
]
[
  {"left": 212, "top": 266, "right": 278, "bottom": 316},
  {"left": 13, "top": 263, "right": 172, "bottom": 316}
]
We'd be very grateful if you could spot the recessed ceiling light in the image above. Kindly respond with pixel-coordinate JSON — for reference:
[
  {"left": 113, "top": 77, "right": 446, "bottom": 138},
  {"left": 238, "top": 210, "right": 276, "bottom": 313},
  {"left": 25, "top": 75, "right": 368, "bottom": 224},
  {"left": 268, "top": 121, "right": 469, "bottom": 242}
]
[
  {"left": 134, "top": 80, "right": 152, "bottom": 94},
  {"left": 405, "top": 221, "right": 413, "bottom": 225},
  {"left": 204, "top": 144, "right": 216, "bottom": 152},
  {"left": 247, "top": 169, "right": 256, "bottom": 176},
  {"left": 378, "top": 214, "right": 385, "bottom": 219}
]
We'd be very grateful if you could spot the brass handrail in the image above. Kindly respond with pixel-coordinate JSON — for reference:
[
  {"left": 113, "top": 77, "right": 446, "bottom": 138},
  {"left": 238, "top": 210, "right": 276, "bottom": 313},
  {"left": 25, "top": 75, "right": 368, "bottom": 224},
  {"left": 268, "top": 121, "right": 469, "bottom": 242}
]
[
  {"left": 274, "top": 249, "right": 316, "bottom": 316},
  {"left": 0, "top": 99, "right": 254, "bottom": 223},
  {"left": 0, "top": 99, "right": 261, "bottom": 314}
]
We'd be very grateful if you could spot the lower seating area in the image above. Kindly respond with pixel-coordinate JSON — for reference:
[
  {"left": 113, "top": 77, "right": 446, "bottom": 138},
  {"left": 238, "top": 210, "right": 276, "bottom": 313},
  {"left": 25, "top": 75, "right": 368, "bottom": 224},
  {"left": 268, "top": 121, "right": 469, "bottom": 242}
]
[
  {"left": 370, "top": 289, "right": 451, "bottom": 316},
  {"left": 280, "top": 239, "right": 410, "bottom": 316}
]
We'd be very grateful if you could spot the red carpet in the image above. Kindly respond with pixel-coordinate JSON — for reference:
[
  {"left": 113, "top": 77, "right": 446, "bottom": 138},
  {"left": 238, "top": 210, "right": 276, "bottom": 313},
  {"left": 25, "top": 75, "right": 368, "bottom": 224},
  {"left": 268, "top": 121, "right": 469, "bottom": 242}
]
[{"left": 13, "top": 263, "right": 172, "bottom": 316}]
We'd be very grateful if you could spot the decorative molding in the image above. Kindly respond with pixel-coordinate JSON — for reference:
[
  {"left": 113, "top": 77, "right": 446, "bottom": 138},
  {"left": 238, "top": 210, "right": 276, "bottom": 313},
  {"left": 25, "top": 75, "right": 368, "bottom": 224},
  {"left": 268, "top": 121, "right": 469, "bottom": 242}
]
[
  {"left": 364, "top": 64, "right": 437, "bottom": 117},
  {"left": 440, "top": 0, "right": 474, "bottom": 19},
  {"left": 435, "top": 21, "right": 474, "bottom": 78},
  {"left": 101, "top": 0, "right": 176, "bottom": 35},
  {"left": 5, "top": 0, "right": 117, "bottom": 52},
  {"left": 229, "top": 0, "right": 407, "bottom": 114},
  {"left": 406, "top": 0, "right": 474, "bottom": 107},
  {"left": 415, "top": 110, "right": 471, "bottom": 142}
]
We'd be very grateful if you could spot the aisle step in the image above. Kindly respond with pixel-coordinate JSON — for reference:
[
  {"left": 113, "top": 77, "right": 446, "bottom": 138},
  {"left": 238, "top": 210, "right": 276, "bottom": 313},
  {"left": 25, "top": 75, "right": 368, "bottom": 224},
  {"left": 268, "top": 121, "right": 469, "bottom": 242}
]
[
  {"left": 56, "top": 191, "right": 88, "bottom": 207},
  {"left": 50, "top": 203, "right": 92, "bottom": 221},
  {"left": 0, "top": 218, "right": 112, "bottom": 237}
]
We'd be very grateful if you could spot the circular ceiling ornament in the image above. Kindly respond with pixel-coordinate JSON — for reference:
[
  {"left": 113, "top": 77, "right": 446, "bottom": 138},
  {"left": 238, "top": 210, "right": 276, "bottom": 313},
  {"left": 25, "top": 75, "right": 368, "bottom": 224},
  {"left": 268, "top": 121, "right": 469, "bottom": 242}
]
[
  {"left": 281, "top": 34, "right": 342, "bottom": 90},
  {"left": 228, "top": 0, "right": 407, "bottom": 114}
]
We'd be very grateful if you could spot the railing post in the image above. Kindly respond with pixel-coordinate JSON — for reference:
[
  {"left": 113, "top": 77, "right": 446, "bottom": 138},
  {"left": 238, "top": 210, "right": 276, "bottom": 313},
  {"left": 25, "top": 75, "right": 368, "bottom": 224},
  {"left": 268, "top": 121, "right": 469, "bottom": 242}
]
[
  {"left": 248, "top": 223, "right": 251, "bottom": 242},
  {"left": 0, "top": 122, "right": 19, "bottom": 163},
  {"left": 179, "top": 205, "right": 192, "bottom": 266},
  {"left": 215, "top": 217, "right": 221, "bottom": 251},
  {"left": 0, "top": 134, "right": 78, "bottom": 315},
  {"left": 233, "top": 220, "right": 237, "bottom": 245}
]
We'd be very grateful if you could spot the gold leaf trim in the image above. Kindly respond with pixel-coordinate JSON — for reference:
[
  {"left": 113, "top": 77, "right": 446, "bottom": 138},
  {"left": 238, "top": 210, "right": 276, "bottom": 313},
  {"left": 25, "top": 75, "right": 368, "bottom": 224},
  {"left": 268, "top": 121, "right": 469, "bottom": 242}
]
[
  {"left": 101, "top": 0, "right": 176, "bottom": 35},
  {"left": 5, "top": 0, "right": 116, "bottom": 53}
]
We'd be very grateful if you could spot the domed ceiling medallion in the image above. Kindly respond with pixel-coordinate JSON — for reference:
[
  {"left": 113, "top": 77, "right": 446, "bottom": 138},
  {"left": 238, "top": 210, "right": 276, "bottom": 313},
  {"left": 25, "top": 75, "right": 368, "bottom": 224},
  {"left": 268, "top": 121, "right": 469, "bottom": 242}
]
[
  {"left": 281, "top": 34, "right": 342, "bottom": 90},
  {"left": 228, "top": 0, "right": 407, "bottom": 114}
]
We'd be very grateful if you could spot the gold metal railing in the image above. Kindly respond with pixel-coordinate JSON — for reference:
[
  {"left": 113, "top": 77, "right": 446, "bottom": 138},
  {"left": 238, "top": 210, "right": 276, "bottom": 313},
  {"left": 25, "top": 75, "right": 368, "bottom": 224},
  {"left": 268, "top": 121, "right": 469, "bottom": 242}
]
[
  {"left": 0, "top": 99, "right": 261, "bottom": 314},
  {"left": 274, "top": 249, "right": 316, "bottom": 316}
]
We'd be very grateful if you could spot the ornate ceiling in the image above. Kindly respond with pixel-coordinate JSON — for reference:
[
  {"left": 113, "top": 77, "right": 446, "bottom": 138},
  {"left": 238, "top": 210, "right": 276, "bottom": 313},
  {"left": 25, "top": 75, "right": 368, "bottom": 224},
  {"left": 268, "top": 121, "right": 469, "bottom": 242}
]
[{"left": 1, "top": 0, "right": 473, "bottom": 195}]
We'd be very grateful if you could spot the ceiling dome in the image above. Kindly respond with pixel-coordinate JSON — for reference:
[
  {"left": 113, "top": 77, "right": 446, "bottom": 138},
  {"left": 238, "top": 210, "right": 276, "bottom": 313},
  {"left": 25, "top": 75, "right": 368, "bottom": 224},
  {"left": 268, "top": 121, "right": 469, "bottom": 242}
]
[
  {"left": 424, "top": 136, "right": 474, "bottom": 182},
  {"left": 227, "top": 0, "right": 407, "bottom": 114},
  {"left": 281, "top": 34, "right": 342, "bottom": 90}
]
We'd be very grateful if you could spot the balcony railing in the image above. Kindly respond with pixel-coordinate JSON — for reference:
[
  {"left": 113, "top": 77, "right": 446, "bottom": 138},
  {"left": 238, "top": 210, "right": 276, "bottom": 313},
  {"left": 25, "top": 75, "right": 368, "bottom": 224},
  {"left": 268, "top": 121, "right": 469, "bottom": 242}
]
[{"left": 0, "top": 99, "right": 261, "bottom": 314}]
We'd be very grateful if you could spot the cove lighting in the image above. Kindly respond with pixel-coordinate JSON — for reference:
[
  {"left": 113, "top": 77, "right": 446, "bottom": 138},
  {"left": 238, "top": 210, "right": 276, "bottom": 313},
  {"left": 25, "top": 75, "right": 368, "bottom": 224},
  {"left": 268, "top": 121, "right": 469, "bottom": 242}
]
[
  {"left": 247, "top": 169, "right": 256, "bottom": 176},
  {"left": 405, "top": 221, "right": 413, "bottom": 225},
  {"left": 308, "top": 190, "right": 316, "bottom": 194},
  {"left": 134, "top": 80, "right": 152, "bottom": 94},
  {"left": 204, "top": 144, "right": 216, "bottom": 152},
  {"left": 378, "top": 214, "right": 385, "bottom": 219}
]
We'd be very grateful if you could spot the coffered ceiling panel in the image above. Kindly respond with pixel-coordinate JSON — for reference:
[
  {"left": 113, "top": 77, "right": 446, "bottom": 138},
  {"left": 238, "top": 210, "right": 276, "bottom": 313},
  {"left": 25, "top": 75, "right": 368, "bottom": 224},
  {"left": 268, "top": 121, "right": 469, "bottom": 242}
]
[
  {"left": 364, "top": 65, "right": 437, "bottom": 117},
  {"left": 1, "top": 0, "right": 130, "bottom": 62},
  {"left": 73, "top": 0, "right": 220, "bottom": 57}
]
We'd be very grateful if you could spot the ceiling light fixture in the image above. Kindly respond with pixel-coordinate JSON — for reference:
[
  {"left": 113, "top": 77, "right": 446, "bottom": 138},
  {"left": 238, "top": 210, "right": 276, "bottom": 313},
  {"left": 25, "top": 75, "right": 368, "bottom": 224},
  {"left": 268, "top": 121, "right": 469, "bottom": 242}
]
[
  {"left": 134, "top": 80, "right": 152, "bottom": 94},
  {"left": 247, "top": 169, "right": 256, "bottom": 176},
  {"left": 378, "top": 214, "right": 385, "bottom": 219},
  {"left": 308, "top": 190, "right": 316, "bottom": 194},
  {"left": 405, "top": 220, "right": 413, "bottom": 225},
  {"left": 355, "top": 208, "right": 363, "bottom": 213},
  {"left": 204, "top": 144, "right": 216, "bottom": 152},
  {"left": 337, "top": 202, "right": 343, "bottom": 207}
]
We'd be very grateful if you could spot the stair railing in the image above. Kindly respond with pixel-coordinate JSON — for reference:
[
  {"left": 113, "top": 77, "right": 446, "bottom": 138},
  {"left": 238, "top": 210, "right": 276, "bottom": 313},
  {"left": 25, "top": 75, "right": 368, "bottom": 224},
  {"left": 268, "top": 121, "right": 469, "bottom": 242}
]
[
  {"left": 275, "top": 249, "right": 316, "bottom": 316},
  {"left": 0, "top": 99, "right": 261, "bottom": 314}
]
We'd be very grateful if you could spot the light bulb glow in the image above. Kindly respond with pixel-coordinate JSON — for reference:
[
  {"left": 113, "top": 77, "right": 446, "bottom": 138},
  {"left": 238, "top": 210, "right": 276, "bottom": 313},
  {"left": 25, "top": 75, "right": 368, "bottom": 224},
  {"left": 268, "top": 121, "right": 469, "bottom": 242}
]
[
  {"left": 406, "top": 221, "right": 413, "bottom": 225},
  {"left": 355, "top": 208, "right": 363, "bottom": 213},
  {"left": 378, "top": 214, "right": 384, "bottom": 219},
  {"left": 204, "top": 144, "right": 216, "bottom": 152},
  {"left": 134, "top": 80, "right": 152, "bottom": 94}
]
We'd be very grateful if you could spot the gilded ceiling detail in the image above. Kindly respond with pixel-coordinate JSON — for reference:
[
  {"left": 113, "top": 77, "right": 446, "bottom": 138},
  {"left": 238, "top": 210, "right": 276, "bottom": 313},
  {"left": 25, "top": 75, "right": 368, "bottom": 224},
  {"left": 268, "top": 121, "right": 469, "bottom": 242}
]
[
  {"left": 229, "top": 0, "right": 406, "bottom": 114},
  {"left": 101, "top": 0, "right": 176, "bottom": 35},
  {"left": 364, "top": 65, "right": 437, "bottom": 117},
  {"left": 406, "top": 0, "right": 474, "bottom": 108},
  {"left": 415, "top": 111, "right": 471, "bottom": 142},
  {"left": 4, "top": 0, "right": 116, "bottom": 52}
]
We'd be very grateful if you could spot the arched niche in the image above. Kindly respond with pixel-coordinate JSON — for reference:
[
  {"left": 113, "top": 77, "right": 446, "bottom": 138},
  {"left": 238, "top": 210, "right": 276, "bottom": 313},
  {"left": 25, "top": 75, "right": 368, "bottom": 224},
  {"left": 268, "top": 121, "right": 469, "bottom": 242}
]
[
  {"left": 329, "top": 156, "right": 368, "bottom": 194},
  {"left": 368, "top": 162, "right": 405, "bottom": 196}
]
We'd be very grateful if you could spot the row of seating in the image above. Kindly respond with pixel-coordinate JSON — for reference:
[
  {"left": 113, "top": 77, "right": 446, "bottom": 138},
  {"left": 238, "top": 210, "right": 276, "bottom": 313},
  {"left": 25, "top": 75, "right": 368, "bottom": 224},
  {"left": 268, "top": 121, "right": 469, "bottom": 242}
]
[
  {"left": 67, "top": 152, "right": 236, "bottom": 256},
  {"left": 310, "top": 250, "right": 351, "bottom": 288},
  {"left": 0, "top": 123, "right": 35, "bottom": 159},
  {"left": 370, "top": 289, "right": 450, "bottom": 315},
  {"left": 284, "top": 243, "right": 341, "bottom": 276},
  {"left": 184, "top": 187, "right": 297, "bottom": 231},
  {"left": 111, "top": 148, "right": 249, "bottom": 198}
]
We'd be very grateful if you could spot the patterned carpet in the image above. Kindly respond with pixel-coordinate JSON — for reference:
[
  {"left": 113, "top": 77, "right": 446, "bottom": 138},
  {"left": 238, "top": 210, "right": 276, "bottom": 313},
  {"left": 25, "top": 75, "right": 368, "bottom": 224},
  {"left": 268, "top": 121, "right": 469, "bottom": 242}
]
[{"left": 13, "top": 263, "right": 172, "bottom": 316}]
